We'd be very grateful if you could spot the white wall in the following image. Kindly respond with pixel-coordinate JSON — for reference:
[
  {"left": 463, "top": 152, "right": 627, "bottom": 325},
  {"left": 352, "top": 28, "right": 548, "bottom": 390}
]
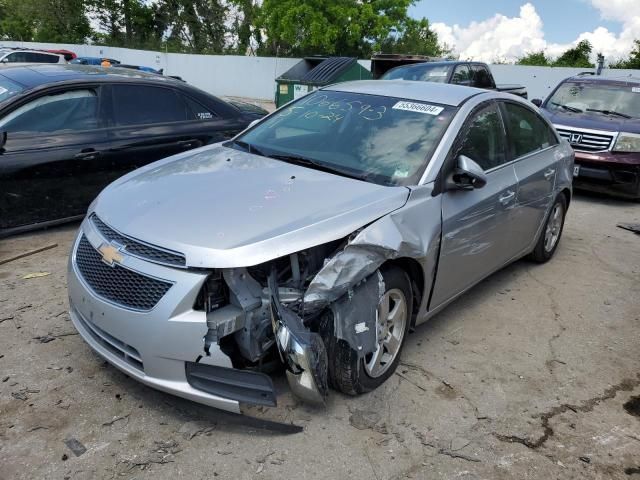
[{"left": 2, "top": 41, "right": 639, "bottom": 101}]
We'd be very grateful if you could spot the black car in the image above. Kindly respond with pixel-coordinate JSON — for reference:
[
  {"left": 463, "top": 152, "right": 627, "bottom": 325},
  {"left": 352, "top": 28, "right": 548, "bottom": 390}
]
[
  {"left": 378, "top": 59, "right": 528, "bottom": 99},
  {"left": 0, "top": 64, "right": 268, "bottom": 236}
]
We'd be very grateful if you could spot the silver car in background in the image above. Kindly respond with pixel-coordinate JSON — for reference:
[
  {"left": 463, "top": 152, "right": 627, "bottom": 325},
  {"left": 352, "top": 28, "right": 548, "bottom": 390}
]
[{"left": 67, "top": 81, "right": 574, "bottom": 413}]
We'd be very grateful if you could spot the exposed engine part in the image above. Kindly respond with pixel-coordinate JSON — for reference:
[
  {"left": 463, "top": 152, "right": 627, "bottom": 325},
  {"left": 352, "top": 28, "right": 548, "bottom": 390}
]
[
  {"left": 224, "top": 268, "right": 262, "bottom": 310},
  {"left": 194, "top": 270, "right": 228, "bottom": 312}
]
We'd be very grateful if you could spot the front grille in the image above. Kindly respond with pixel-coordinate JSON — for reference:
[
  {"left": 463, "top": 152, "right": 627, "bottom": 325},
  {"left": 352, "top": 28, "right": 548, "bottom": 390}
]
[
  {"left": 75, "top": 235, "right": 172, "bottom": 311},
  {"left": 91, "top": 214, "right": 186, "bottom": 267},
  {"left": 556, "top": 127, "right": 614, "bottom": 152},
  {"left": 74, "top": 306, "right": 144, "bottom": 371}
]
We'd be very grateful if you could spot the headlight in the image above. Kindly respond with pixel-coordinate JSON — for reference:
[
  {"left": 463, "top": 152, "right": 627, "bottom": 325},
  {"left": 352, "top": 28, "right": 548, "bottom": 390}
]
[{"left": 613, "top": 132, "right": 640, "bottom": 152}]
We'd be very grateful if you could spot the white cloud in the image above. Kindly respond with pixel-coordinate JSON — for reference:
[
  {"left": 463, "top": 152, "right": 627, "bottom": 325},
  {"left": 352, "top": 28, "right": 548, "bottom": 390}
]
[{"left": 431, "top": 2, "right": 640, "bottom": 64}]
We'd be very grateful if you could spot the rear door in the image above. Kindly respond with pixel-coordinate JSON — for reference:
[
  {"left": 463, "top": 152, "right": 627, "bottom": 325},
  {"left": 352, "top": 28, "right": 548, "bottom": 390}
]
[
  {"left": 0, "top": 86, "right": 110, "bottom": 230},
  {"left": 430, "top": 101, "right": 519, "bottom": 308},
  {"left": 102, "top": 84, "right": 244, "bottom": 178},
  {"left": 499, "top": 101, "right": 560, "bottom": 254}
]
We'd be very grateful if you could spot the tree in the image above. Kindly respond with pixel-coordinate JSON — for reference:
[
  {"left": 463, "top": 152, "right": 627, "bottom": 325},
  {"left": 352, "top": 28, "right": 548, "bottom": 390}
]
[
  {"left": 0, "top": 0, "right": 90, "bottom": 43},
  {"left": 552, "top": 40, "right": 593, "bottom": 68},
  {"left": 258, "top": 0, "right": 413, "bottom": 58},
  {"left": 610, "top": 39, "right": 640, "bottom": 69},
  {"left": 516, "top": 51, "right": 550, "bottom": 66},
  {"left": 226, "top": 0, "right": 262, "bottom": 55},
  {"left": 376, "top": 17, "right": 446, "bottom": 57}
]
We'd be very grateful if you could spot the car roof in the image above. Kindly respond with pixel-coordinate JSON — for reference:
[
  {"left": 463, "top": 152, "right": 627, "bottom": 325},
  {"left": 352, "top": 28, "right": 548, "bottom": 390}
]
[
  {"left": 0, "top": 64, "right": 176, "bottom": 89},
  {"left": 564, "top": 74, "right": 640, "bottom": 86},
  {"left": 323, "top": 80, "right": 485, "bottom": 107}
]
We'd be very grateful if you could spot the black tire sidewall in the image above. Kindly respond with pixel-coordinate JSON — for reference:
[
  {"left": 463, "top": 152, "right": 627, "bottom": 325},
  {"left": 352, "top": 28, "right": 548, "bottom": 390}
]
[{"left": 533, "top": 194, "right": 567, "bottom": 262}]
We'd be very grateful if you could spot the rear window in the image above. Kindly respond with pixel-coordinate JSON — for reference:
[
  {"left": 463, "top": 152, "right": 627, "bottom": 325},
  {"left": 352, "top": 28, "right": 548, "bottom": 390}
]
[
  {"left": 382, "top": 64, "right": 453, "bottom": 83},
  {"left": 0, "top": 76, "right": 25, "bottom": 102},
  {"left": 112, "top": 85, "right": 188, "bottom": 126}
]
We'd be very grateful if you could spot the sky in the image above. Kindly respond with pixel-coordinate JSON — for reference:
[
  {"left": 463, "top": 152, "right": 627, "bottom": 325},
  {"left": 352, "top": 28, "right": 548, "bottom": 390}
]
[{"left": 409, "top": 0, "right": 640, "bottom": 63}]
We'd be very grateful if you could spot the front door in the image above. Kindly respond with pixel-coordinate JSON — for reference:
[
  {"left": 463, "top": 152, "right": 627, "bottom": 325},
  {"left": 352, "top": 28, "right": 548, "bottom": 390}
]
[
  {"left": 430, "top": 102, "right": 519, "bottom": 309},
  {"left": 0, "top": 87, "right": 109, "bottom": 230}
]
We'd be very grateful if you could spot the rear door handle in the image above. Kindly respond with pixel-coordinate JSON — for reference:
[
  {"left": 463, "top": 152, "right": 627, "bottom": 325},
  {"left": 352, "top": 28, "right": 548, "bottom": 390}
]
[
  {"left": 75, "top": 149, "right": 101, "bottom": 161},
  {"left": 498, "top": 190, "right": 516, "bottom": 205},
  {"left": 544, "top": 168, "right": 556, "bottom": 180}
]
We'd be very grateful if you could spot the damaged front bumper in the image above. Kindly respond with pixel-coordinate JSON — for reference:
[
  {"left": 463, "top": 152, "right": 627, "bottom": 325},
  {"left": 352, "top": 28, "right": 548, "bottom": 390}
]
[
  {"left": 68, "top": 223, "right": 277, "bottom": 414},
  {"left": 269, "top": 285, "right": 328, "bottom": 404}
]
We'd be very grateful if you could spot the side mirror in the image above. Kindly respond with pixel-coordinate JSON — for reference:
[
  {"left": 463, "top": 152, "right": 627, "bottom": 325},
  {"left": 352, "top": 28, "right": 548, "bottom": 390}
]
[
  {"left": 0, "top": 58, "right": 8, "bottom": 63},
  {"left": 531, "top": 98, "right": 543, "bottom": 107},
  {"left": 447, "top": 155, "right": 487, "bottom": 190}
]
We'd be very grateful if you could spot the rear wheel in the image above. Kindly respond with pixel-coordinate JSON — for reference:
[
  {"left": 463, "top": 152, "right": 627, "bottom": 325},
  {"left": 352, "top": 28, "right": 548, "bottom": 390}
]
[
  {"left": 326, "top": 266, "right": 412, "bottom": 395},
  {"left": 530, "top": 194, "right": 567, "bottom": 263}
]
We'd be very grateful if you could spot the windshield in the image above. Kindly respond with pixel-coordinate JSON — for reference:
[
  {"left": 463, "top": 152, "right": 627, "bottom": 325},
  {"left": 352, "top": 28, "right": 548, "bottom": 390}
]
[
  {"left": 546, "top": 81, "right": 640, "bottom": 119},
  {"left": 233, "top": 90, "right": 456, "bottom": 186},
  {"left": 0, "top": 76, "right": 25, "bottom": 103},
  {"left": 382, "top": 64, "right": 452, "bottom": 83}
]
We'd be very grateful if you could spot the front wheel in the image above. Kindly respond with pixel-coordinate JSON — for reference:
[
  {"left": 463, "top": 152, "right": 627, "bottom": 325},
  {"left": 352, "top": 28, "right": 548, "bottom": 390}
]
[
  {"left": 325, "top": 266, "right": 413, "bottom": 395},
  {"left": 530, "top": 194, "right": 567, "bottom": 263}
]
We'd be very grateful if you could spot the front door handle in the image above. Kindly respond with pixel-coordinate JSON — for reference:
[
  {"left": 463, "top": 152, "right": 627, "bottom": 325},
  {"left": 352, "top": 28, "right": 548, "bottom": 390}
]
[
  {"left": 75, "top": 149, "right": 101, "bottom": 161},
  {"left": 498, "top": 190, "right": 516, "bottom": 205},
  {"left": 544, "top": 168, "right": 556, "bottom": 180}
]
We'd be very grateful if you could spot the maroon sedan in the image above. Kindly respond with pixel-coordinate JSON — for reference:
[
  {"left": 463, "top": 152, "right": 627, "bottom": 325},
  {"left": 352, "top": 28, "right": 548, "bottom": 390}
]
[{"left": 535, "top": 75, "right": 640, "bottom": 199}]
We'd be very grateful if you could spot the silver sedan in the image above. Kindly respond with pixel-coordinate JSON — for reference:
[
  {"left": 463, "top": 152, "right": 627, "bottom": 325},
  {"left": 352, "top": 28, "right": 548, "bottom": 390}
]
[{"left": 67, "top": 80, "right": 574, "bottom": 413}]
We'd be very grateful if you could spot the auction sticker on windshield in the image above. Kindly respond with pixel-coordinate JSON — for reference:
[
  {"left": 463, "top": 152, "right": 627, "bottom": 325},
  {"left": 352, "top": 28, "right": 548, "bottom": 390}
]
[{"left": 392, "top": 101, "right": 444, "bottom": 116}]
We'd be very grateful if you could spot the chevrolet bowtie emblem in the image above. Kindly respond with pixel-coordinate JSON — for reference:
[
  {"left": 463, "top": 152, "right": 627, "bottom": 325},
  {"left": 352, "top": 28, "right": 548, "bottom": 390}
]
[{"left": 98, "top": 243, "right": 124, "bottom": 266}]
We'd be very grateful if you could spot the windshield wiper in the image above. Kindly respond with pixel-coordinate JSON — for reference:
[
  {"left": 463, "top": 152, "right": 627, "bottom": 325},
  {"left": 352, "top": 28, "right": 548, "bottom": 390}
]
[
  {"left": 268, "top": 153, "right": 366, "bottom": 181},
  {"left": 586, "top": 108, "right": 632, "bottom": 119},
  {"left": 551, "top": 102, "right": 583, "bottom": 113},
  {"left": 228, "top": 139, "right": 267, "bottom": 157}
]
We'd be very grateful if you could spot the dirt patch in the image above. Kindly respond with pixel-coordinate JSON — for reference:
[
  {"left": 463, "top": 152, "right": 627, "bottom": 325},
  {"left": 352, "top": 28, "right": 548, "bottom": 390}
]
[{"left": 624, "top": 396, "right": 640, "bottom": 418}]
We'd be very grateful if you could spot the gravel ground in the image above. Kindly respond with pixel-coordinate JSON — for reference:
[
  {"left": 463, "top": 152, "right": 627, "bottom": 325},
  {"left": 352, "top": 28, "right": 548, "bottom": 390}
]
[{"left": 0, "top": 192, "right": 639, "bottom": 480}]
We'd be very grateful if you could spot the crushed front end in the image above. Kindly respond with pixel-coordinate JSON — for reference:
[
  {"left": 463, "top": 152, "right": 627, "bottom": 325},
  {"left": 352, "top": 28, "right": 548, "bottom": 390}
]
[{"left": 68, "top": 214, "right": 391, "bottom": 411}]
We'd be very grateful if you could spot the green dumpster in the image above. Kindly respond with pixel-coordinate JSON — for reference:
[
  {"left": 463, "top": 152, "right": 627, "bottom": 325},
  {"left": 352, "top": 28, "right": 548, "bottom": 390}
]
[{"left": 275, "top": 57, "right": 372, "bottom": 108}]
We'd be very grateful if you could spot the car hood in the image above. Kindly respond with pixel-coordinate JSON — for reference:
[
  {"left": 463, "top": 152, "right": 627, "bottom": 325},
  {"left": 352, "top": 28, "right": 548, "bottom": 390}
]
[
  {"left": 91, "top": 145, "right": 410, "bottom": 268},
  {"left": 541, "top": 109, "right": 640, "bottom": 134}
]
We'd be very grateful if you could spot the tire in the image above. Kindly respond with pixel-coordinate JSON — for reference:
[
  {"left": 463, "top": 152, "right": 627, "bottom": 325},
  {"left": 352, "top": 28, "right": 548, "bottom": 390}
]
[
  {"left": 529, "top": 193, "right": 567, "bottom": 263},
  {"left": 324, "top": 266, "right": 413, "bottom": 395}
]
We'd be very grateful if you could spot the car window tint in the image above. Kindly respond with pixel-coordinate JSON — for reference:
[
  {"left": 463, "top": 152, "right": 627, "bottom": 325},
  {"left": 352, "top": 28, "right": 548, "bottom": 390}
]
[
  {"left": 183, "top": 95, "right": 217, "bottom": 120},
  {"left": 471, "top": 65, "right": 493, "bottom": 88},
  {"left": 6, "top": 52, "right": 28, "bottom": 62},
  {"left": 0, "top": 89, "right": 99, "bottom": 134},
  {"left": 451, "top": 65, "right": 472, "bottom": 85},
  {"left": 457, "top": 103, "right": 507, "bottom": 171},
  {"left": 503, "top": 102, "right": 555, "bottom": 158},
  {"left": 35, "top": 53, "right": 58, "bottom": 63},
  {"left": 112, "top": 85, "right": 188, "bottom": 126}
]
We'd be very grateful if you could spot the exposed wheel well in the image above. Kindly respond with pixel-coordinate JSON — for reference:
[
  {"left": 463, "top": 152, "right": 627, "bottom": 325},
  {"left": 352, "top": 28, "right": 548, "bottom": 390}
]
[{"left": 384, "top": 258, "right": 424, "bottom": 327}]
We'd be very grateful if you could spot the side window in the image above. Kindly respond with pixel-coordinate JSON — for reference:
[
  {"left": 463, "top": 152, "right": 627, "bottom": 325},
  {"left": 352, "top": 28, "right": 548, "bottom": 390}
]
[
  {"left": 457, "top": 103, "right": 507, "bottom": 171},
  {"left": 0, "top": 89, "right": 99, "bottom": 134},
  {"left": 6, "top": 52, "right": 28, "bottom": 63},
  {"left": 34, "top": 53, "right": 59, "bottom": 63},
  {"left": 112, "top": 85, "right": 188, "bottom": 126},
  {"left": 503, "top": 103, "right": 557, "bottom": 159},
  {"left": 183, "top": 95, "right": 218, "bottom": 120},
  {"left": 471, "top": 65, "right": 494, "bottom": 88},
  {"left": 451, "top": 65, "right": 472, "bottom": 85}
]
